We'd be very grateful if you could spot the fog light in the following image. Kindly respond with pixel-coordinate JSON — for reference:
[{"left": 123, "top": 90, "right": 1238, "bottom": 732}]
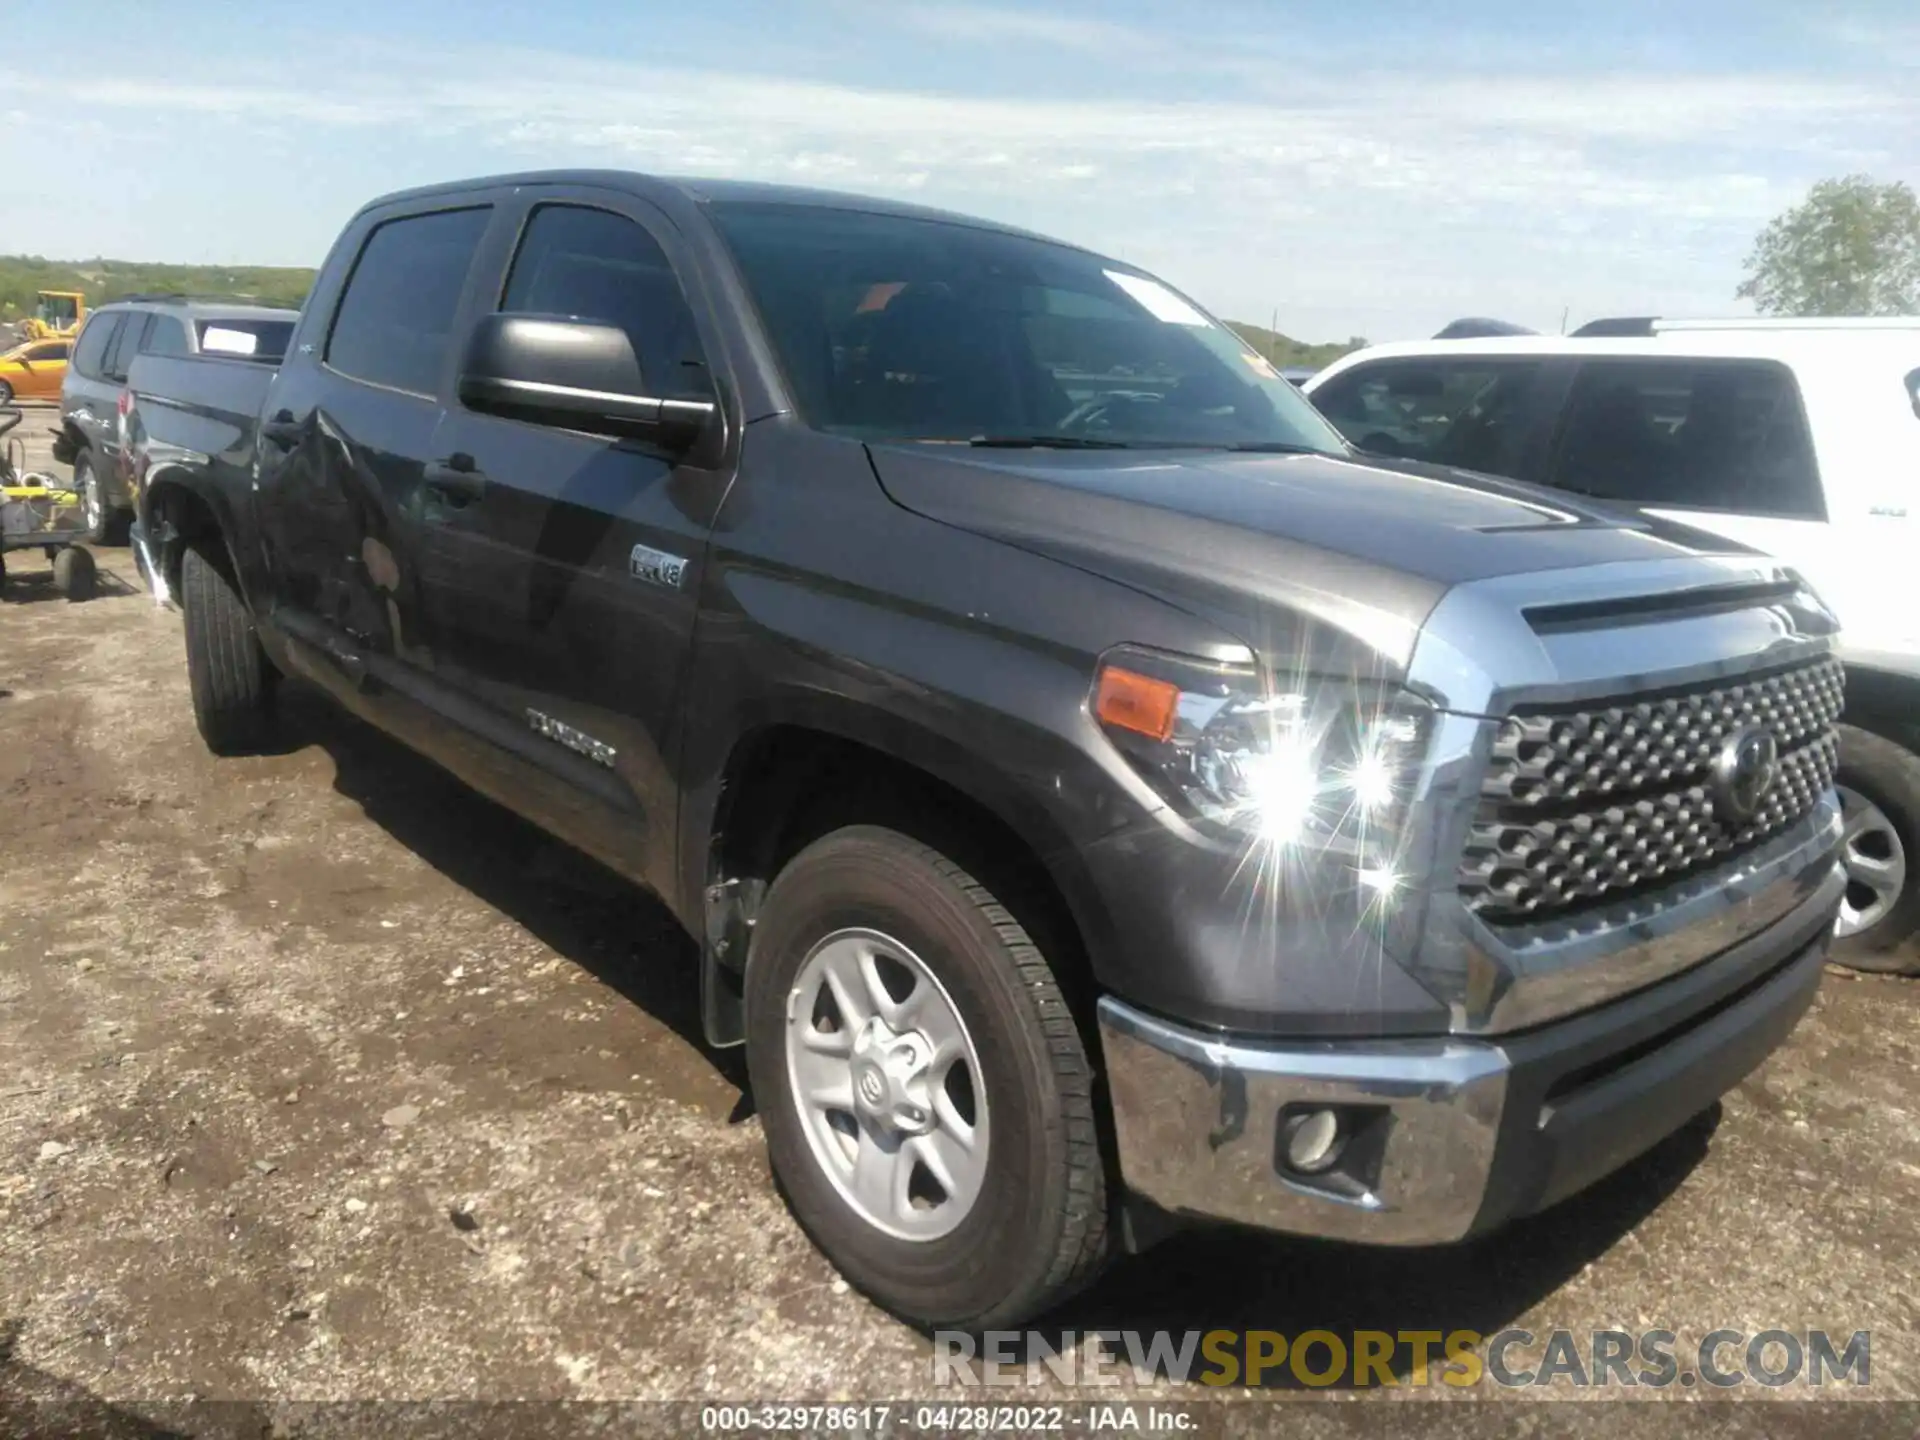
[{"left": 1281, "top": 1108, "right": 1344, "bottom": 1175}]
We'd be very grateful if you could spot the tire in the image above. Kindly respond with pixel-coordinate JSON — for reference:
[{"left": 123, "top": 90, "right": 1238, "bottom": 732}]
[
  {"left": 0, "top": 379, "right": 12, "bottom": 405},
  {"left": 74, "top": 451, "right": 128, "bottom": 546},
  {"left": 745, "top": 825, "right": 1109, "bottom": 1328},
  {"left": 51, "top": 546, "right": 96, "bottom": 601},
  {"left": 1830, "top": 722, "right": 1920, "bottom": 975},
  {"left": 181, "top": 541, "right": 275, "bottom": 755}
]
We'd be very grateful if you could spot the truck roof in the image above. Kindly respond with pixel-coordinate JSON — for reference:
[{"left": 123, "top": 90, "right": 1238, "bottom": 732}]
[
  {"left": 355, "top": 170, "right": 1080, "bottom": 251},
  {"left": 1310, "top": 323, "right": 1920, "bottom": 379}
]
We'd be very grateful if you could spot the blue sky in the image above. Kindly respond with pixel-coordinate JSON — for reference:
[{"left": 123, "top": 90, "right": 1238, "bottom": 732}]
[{"left": 6, "top": 0, "right": 1917, "bottom": 340}]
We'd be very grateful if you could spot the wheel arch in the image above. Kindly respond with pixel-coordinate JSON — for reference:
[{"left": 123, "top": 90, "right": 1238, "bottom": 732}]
[
  {"left": 694, "top": 712, "right": 1117, "bottom": 1051},
  {"left": 143, "top": 471, "right": 252, "bottom": 604}
]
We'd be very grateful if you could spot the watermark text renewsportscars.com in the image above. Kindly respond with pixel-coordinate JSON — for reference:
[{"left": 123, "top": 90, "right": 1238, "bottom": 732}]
[{"left": 932, "top": 1329, "right": 1871, "bottom": 1389}]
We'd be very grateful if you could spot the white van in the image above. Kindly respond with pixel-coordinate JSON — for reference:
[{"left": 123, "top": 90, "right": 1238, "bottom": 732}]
[{"left": 1308, "top": 318, "right": 1920, "bottom": 970}]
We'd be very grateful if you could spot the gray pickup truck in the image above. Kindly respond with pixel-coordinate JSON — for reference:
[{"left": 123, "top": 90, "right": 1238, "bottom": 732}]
[{"left": 123, "top": 171, "right": 1846, "bottom": 1328}]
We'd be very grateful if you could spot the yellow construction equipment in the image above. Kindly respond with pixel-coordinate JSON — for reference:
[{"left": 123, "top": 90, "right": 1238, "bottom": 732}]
[{"left": 20, "top": 291, "right": 86, "bottom": 341}]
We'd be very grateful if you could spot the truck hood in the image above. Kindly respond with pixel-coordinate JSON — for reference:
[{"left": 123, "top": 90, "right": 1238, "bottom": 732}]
[{"left": 866, "top": 443, "right": 1745, "bottom": 676}]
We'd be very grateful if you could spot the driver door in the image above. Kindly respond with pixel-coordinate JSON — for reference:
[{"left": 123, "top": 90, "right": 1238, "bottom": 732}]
[{"left": 414, "top": 190, "right": 733, "bottom": 892}]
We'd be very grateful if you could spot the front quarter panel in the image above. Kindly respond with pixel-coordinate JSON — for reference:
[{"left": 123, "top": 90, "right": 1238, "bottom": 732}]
[{"left": 677, "top": 419, "right": 1241, "bottom": 967}]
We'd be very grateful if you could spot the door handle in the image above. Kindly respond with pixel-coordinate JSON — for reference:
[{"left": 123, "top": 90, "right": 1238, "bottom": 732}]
[
  {"left": 424, "top": 453, "right": 487, "bottom": 505},
  {"left": 261, "top": 409, "right": 303, "bottom": 447}
]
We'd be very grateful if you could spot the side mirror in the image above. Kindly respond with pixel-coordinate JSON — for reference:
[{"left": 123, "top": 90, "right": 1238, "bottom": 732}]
[{"left": 456, "top": 313, "right": 716, "bottom": 446}]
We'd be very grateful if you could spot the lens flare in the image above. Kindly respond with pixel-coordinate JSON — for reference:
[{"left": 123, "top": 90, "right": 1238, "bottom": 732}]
[
  {"left": 1346, "top": 746, "right": 1398, "bottom": 812},
  {"left": 1238, "top": 736, "right": 1321, "bottom": 844}
]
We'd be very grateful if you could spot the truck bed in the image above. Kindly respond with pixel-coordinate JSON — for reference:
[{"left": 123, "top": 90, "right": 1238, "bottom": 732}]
[{"left": 125, "top": 351, "right": 276, "bottom": 487}]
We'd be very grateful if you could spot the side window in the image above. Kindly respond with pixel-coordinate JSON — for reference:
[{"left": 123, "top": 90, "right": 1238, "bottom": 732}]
[
  {"left": 45, "top": 343, "right": 71, "bottom": 362},
  {"left": 1312, "top": 360, "right": 1543, "bottom": 476},
  {"left": 142, "top": 316, "right": 190, "bottom": 358},
  {"left": 501, "top": 205, "right": 712, "bottom": 401},
  {"left": 72, "top": 313, "right": 121, "bottom": 378},
  {"left": 327, "top": 207, "right": 492, "bottom": 396},
  {"left": 1547, "top": 360, "right": 1822, "bottom": 519},
  {"left": 103, "top": 314, "right": 151, "bottom": 381}
]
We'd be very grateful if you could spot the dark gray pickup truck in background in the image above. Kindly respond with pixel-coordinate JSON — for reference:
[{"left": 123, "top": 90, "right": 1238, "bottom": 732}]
[{"left": 123, "top": 171, "right": 1846, "bottom": 1328}]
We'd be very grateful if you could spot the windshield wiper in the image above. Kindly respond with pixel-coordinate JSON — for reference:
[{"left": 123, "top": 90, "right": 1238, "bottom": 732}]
[
  {"left": 967, "top": 434, "right": 1132, "bottom": 450},
  {"left": 1222, "top": 441, "right": 1332, "bottom": 455}
]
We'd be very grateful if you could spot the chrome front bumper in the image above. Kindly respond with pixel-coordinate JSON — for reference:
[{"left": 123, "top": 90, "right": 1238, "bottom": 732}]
[{"left": 1098, "top": 853, "right": 1844, "bottom": 1246}]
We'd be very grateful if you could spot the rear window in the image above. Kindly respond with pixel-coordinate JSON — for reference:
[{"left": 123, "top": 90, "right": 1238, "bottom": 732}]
[
  {"left": 102, "top": 313, "right": 150, "bottom": 381},
  {"left": 1544, "top": 358, "right": 1823, "bottom": 520},
  {"left": 71, "top": 312, "right": 122, "bottom": 379},
  {"left": 194, "top": 318, "right": 295, "bottom": 362},
  {"left": 327, "top": 207, "right": 491, "bottom": 396},
  {"left": 144, "top": 316, "right": 190, "bottom": 358}
]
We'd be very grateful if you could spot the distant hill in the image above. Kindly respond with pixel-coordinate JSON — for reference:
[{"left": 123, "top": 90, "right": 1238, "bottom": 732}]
[
  {"left": 0, "top": 255, "right": 315, "bottom": 320},
  {"left": 1226, "top": 321, "right": 1367, "bottom": 372}
]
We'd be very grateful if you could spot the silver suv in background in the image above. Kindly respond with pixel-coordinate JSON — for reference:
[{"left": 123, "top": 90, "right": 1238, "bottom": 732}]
[{"left": 55, "top": 296, "right": 298, "bottom": 542}]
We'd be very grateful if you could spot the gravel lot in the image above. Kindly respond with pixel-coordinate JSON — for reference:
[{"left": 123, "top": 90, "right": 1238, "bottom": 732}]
[{"left": 2, "top": 415, "right": 1918, "bottom": 1435}]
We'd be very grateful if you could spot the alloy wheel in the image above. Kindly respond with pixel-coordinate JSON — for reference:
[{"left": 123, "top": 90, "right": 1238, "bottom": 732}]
[
  {"left": 1836, "top": 784, "right": 1908, "bottom": 939},
  {"left": 784, "top": 927, "right": 989, "bottom": 1242}
]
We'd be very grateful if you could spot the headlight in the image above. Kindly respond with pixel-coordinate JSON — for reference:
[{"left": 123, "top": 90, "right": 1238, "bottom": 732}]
[{"left": 1092, "top": 646, "right": 1429, "bottom": 871}]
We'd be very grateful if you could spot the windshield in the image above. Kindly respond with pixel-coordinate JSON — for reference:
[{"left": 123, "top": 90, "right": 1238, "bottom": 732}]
[{"left": 708, "top": 202, "right": 1347, "bottom": 453}]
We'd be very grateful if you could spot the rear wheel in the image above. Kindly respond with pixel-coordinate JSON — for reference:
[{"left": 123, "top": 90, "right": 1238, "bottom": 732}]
[
  {"left": 1830, "top": 723, "right": 1920, "bottom": 975},
  {"left": 0, "top": 379, "right": 13, "bottom": 405},
  {"left": 181, "top": 541, "right": 275, "bottom": 755},
  {"left": 74, "top": 451, "right": 127, "bottom": 545},
  {"left": 51, "top": 546, "right": 96, "bottom": 601},
  {"left": 745, "top": 825, "right": 1109, "bottom": 1328}
]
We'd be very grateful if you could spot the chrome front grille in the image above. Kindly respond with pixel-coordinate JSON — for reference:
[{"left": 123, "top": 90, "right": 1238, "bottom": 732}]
[{"left": 1459, "top": 656, "right": 1844, "bottom": 921}]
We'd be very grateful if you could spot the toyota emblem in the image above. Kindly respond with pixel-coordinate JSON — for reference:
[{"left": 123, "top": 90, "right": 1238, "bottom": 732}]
[{"left": 1710, "top": 727, "right": 1779, "bottom": 824}]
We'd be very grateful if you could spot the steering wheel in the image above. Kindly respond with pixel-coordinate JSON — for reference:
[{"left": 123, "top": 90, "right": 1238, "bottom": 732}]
[
  {"left": 1359, "top": 430, "right": 1406, "bottom": 457},
  {"left": 1057, "top": 397, "right": 1116, "bottom": 434}
]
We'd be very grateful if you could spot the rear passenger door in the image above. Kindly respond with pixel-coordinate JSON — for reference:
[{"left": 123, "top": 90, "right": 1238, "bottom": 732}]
[
  {"left": 62, "top": 311, "right": 124, "bottom": 463},
  {"left": 419, "top": 190, "right": 732, "bottom": 891},
  {"left": 1309, "top": 356, "right": 1566, "bottom": 481},
  {"left": 252, "top": 201, "right": 495, "bottom": 686}
]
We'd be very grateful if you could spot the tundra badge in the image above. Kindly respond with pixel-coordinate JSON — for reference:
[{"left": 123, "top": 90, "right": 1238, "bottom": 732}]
[
  {"left": 630, "top": 544, "right": 689, "bottom": 590},
  {"left": 526, "top": 710, "right": 617, "bottom": 768}
]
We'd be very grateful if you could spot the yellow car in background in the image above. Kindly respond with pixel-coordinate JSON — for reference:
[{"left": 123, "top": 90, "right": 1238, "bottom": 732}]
[{"left": 0, "top": 338, "right": 71, "bottom": 403}]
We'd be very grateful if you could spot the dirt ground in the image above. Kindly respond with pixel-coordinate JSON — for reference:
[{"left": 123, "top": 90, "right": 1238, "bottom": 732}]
[{"left": 3, "top": 413, "right": 1918, "bottom": 1435}]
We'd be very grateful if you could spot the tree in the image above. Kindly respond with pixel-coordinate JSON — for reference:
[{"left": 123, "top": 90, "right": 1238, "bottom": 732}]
[{"left": 1737, "top": 175, "right": 1920, "bottom": 316}]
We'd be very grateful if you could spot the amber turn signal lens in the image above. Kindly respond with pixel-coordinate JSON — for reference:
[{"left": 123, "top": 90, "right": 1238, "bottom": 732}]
[{"left": 1095, "top": 666, "right": 1181, "bottom": 742}]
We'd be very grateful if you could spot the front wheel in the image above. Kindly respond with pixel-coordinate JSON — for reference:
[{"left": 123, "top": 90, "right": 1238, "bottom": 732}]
[
  {"left": 1830, "top": 723, "right": 1920, "bottom": 975},
  {"left": 0, "top": 379, "right": 12, "bottom": 405},
  {"left": 745, "top": 825, "right": 1109, "bottom": 1328}
]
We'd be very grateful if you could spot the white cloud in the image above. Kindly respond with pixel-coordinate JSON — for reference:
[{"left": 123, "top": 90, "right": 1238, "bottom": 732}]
[
  {"left": 871, "top": 1, "right": 1158, "bottom": 55},
  {"left": 10, "top": 34, "right": 1917, "bottom": 339}
]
